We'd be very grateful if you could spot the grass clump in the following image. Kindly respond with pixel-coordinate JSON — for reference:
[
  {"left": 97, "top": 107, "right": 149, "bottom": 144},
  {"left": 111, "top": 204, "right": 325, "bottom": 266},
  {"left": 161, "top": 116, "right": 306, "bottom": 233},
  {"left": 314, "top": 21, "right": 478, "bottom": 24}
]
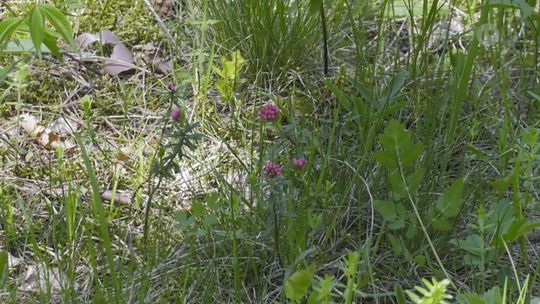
[{"left": 208, "top": 0, "right": 323, "bottom": 81}]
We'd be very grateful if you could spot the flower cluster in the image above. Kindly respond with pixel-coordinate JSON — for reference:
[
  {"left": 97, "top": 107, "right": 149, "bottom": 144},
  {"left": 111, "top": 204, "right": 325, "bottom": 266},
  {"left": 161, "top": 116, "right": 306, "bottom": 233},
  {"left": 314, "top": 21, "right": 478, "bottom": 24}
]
[
  {"left": 263, "top": 160, "right": 282, "bottom": 177},
  {"left": 259, "top": 102, "right": 309, "bottom": 177},
  {"left": 170, "top": 105, "right": 181, "bottom": 122},
  {"left": 259, "top": 103, "right": 279, "bottom": 121},
  {"left": 292, "top": 157, "right": 307, "bottom": 170}
]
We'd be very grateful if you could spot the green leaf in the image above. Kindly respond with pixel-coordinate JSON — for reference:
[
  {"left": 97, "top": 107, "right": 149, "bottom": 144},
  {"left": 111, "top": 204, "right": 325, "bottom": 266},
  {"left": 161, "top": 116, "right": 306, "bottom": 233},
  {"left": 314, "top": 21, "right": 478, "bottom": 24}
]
[
  {"left": 374, "top": 151, "right": 398, "bottom": 168},
  {"left": 374, "top": 200, "right": 397, "bottom": 222},
  {"left": 379, "top": 69, "right": 408, "bottom": 108},
  {"left": 354, "top": 79, "right": 376, "bottom": 106},
  {"left": 325, "top": 80, "right": 352, "bottom": 112},
  {"left": 486, "top": 200, "right": 515, "bottom": 235},
  {"left": 212, "top": 65, "right": 225, "bottom": 78},
  {"left": 191, "top": 201, "right": 206, "bottom": 217},
  {"left": 285, "top": 264, "right": 316, "bottom": 301},
  {"left": 0, "top": 60, "right": 18, "bottom": 84},
  {"left": 406, "top": 167, "right": 425, "bottom": 194},
  {"left": 395, "top": 283, "right": 407, "bottom": 304},
  {"left": 368, "top": 101, "right": 406, "bottom": 123},
  {"left": 491, "top": 176, "right": 511, "bottom": 192},
  {"left": 379, "top": 120, "right": 410, "bottom": 150},
  {"left": 389, "top": 172, "right": 407, "bottom": 200},
  {"left": 405, "top": 218, "right": 418, "bottom": 239},
  {"left": 387, "top": 234, "right": 404, "bottom": 255},
  {"left": 435, "top": 178, "right": 464, "bottom": 218},
  {"left": 457, "top": 293, "right": 485, "bottom": 304},
  {"left": 0, "top": 250, "right": 8, "bottom": 288},
  {"left": 41, "top": 5, "right": 74, "bottom": 46},
  {"left": 394, "top": 203, "right": 409, "bottom": 229},
  {"left": 432, "top": 217, "right": 452, "bottom": 231},
  {"left": 29, "top": 6, "right": 45, "bottom": 56},
  {"left": 414, "top": 255, "right": 426, "bottom": 267},
  {"left": 42, "top": 31, "right": 61, "bottom": 58},
  {"left": 3, "top": 40, "right": 52, "bottom": 53},
  {"left": 503, "top": 220, "right": 540, "bottom": 243},
  {"left": 204, "top": 213, "right": 218, "bottom": 226},
  {"left": 388, "top": 217, "right": 405, "bottom": 230},
  {"left": 377, "top": 202, "right": 407, "bottom": 230},
  {"left": 205, "top": 192, "right": 219, "bottom": 210},
  {"left": 487, "top": 0, "right": 533, "bottom": 19},
  {"left": 0, "top": 18, "right": 24, "bottom": 49},
  {"left": 483, "top": 287, "right": 502, "bottom": 304},
  {"left": 309, "top": 0, "right": 323, "bottom": 15},
  {"left": 307, "top": 291, "right": 321, "bottom": 304},
  {"left": 453, "top": 234, "right": 485, "bottom": 255},
  {"left": 401, "top": 143, "right": 423, "bottom": 166}
]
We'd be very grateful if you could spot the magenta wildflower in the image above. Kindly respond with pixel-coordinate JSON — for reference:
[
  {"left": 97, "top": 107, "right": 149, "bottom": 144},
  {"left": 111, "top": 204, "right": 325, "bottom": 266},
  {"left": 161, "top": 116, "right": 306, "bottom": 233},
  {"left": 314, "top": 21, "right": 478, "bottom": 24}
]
[
  {"left": 167, "top": 82, "right": 176, "bottom": 92},
  {"left": 263, "top": 160, "right": 282, "bottom": 177},
  {"left": 259, "top": 103, "right": 279, "bottom": 121},
  {"left": 292, "top": 157, "right": 307, "bottom": 170},
  {"left": 170, "top": 105, "right": 181, "bottom": 121}
]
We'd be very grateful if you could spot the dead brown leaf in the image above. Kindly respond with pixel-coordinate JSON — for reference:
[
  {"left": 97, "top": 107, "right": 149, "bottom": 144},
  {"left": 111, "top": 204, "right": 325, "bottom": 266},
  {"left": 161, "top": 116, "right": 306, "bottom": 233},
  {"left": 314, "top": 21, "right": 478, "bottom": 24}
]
[
  {"left": 19, "top": 114, "right": 75, "bottom": 150},
  {"left": 101, "top": 190, "right": 132, "bottom": 206},
  {"left": 104, "top": 44, "right": 136, "bottom": 76},
  {"left": 99, "top": 29, "right": 122, "bottom": 46},
  {"left": 75, "top": 33, "right": 99, "bottom": 49}
]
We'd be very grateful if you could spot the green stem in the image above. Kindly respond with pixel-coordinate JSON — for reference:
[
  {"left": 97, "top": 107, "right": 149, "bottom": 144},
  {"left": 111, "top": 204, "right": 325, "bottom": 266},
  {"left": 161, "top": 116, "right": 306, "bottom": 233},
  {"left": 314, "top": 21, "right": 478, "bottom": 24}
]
[
  {"left": 272, "top": 187, "right": 283, "bottom": 266},
  {"left": 396, "top": 139, "right": 455, "bottom": 288}
]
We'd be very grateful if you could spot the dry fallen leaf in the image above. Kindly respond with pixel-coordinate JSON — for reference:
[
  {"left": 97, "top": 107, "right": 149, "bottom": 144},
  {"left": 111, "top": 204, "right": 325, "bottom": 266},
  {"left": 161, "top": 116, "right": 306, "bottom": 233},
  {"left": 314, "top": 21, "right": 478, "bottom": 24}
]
[
  {"left": 19, "top": 114, "right": 75, "bottom": 150},
  {"left": 76, "top": 29, "right": 121, "bottom": 49},
  {"left": 152, "top": 0, "right": 175, "bottom": 17},
  {"left": 75, "top": 33, "right": 99, "bottom": 50},
  {"left": 101, "top": 190, "right": 132, "bottom": 206},
  {"left": 8, "top": 252, "right": 23, "bottom": 268},
  {"left": 19, "top": 264, "right": 70, "bottom": 294},
  {"left": 138, "top": 43, "right": 172, "bottom": 74},
  {"left": 104, "top": 44, "right": 136, "bottom": 76},
  {"left": 50, "top": 116, "right": 79, "bottom": 136},
  {"left": 150, "top": 56, "right": 172, "bottom": 74},
  {"left": 99, "top": 29, "right": 122, "bottom": 46}
]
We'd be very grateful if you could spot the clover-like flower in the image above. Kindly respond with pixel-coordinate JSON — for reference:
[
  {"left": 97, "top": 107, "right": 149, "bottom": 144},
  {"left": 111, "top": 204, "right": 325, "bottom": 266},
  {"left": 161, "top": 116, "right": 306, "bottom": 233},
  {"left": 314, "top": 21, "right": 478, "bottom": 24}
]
[
  {"left": 167, "top": 82, "right": 176, "bottom": 92},
  {"left": 259, "top": 103, "right": 279, "bottom": 121},
  {"left": 263, "top": 160, "right": 282, "bottom": 177},
  {"left": 292, "top": 157, "right": 307, "bottom": 170},
  {"left": 170, "top": 105, "right": 181, "bottom": 121}
]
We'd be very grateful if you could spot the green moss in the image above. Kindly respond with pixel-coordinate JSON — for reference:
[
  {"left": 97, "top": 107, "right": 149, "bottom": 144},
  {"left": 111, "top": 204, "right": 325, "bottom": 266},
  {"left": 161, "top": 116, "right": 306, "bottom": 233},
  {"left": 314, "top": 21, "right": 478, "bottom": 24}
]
[{"left": 79, "top": 0, "right": 162, "bottom": 45}]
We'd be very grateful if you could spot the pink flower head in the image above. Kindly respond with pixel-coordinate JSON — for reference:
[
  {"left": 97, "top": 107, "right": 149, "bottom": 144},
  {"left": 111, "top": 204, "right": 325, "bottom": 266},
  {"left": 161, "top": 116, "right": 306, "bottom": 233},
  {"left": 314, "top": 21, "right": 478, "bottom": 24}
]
[
  {"left": 167, "top": 82, "right": 176, "bottom": 92},
  {"left": 170, "top": 105, "right": 181, "bottom": 121},
  {"left": 292, "top": 157, "right": 307, "bottom": 170},
  {"left": 259, "top": 103, "right": 279, "bottom": 121},
  {"left": 263, "top": 160, "right": 282, "bottom": 177}
]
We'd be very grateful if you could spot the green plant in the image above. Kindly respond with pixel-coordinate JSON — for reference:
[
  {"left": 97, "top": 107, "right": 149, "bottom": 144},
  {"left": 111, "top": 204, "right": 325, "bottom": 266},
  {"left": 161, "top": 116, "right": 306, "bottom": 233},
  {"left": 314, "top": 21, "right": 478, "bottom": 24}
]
[
  {"left": 406, "top": 278, "right": 453, "bottom": 304},
  {"left": 137, "top": 85, "right": 201, "bottom": 246},
  {"left": 284, "top": 252, "right": 365, "bottom": 303},
  {"left": 451, "top": 200, "right": 540, "bottom": 273},
  {"left": 212, "top": 50, "right": 245, "bottom": 102},
  {"left": 458, "top": 285, "right": 504, "bottom": 304},
  {"left": 0, "top": 3, "right": 74, "bottom": 58},
  {"left": 212, "top": 50, "right": 246, "bottom": 122}
]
